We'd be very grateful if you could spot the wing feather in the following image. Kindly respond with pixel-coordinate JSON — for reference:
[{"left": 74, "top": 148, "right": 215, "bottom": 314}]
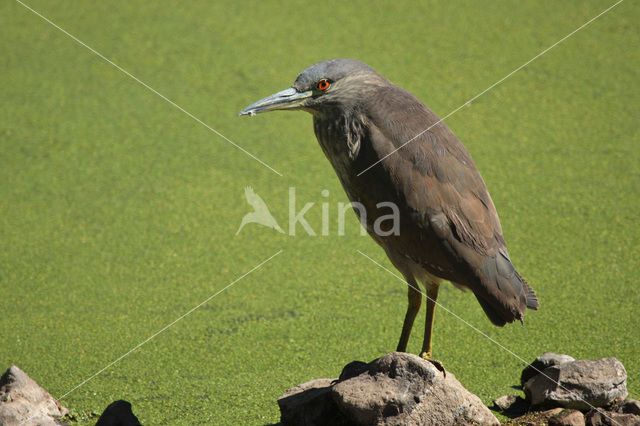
[{"left": 364, "top": 85, "right": 538, "bottom": 323}]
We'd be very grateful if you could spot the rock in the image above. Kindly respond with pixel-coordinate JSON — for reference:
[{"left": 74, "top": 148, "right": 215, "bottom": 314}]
[
  {"left": 619, "top": 399, "right": 640, "bottom": 416},
  {"left": 338, "top": 361, "right": 368, "bottom": 381},
  {"left": 585, "top": 408, "right": 640, "bottom": 425},
  {"left": 512, "top": 408, "right": 587, "bottom": 425},
  {"left": 278, "top": 378, "right": 350, "bottom": 426},
  {"left": 95, "top": 400, "right": 142, "bottom": 426},
  {"left": 524, "top": 357, "right": 627, "bottom": 410},
  {"left": 279, "top": 352, "right": 499, "bottom": 425},
  {"left": 542, "top": 408, "right": 568, "bottom": 417},
  {"left": 492, "top": 394, "right": 529, "bottom": 418},
  {"left": 0, "top": 365, "right": 69, "bottom": 426},
  {"left": 549, "top": 409, "right": 586, "bottom": 426},
  {"left": 331, "top": 353, "right": 499, "bottom": 425},
  {"left": 493, "top": 394, "right": 517, "bottom": 411},
  {"left": 531, "top": 408, "right": 566, "bottom": 423},
  {"left": 521, "top": 352, "right": 576, "bottom": 386}
]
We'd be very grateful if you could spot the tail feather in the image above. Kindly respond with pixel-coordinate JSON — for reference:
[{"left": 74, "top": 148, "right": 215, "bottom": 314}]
[
  {"left": 519, "top": 273, "right": 539, "bottom": 310},
  {"left": 473, "top": 251, "right": 539, "bottom": 326}
]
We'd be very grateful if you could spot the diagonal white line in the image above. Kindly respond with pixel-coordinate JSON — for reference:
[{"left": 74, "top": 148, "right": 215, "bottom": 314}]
[
  {"left": 15, "top": 0, "right": 283, "bottom": 177},
  {"left": 357, "top": 249, "right": 622, "bottom": 425},
  {"left": 56, "top": 249, "right": 283, "bottom": 401},
  {"left": 357, "top": 0, "right": 625, "bottom": 176}
]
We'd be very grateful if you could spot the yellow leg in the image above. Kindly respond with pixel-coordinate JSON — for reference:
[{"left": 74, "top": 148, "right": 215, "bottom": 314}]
[
  {"left": 419, "top": 282, "right": 440, "bottom": 359},
  {"left": 396, "top": 280, "right": 421, "bottom": 352}
]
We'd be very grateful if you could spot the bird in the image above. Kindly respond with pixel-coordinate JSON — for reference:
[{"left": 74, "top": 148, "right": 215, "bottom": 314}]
[
  {"left": 236, "top": 186, "right": 284, "bottom": 235},
  {"left": 239, "top": 59, "right": 538, "bottom": 363}
]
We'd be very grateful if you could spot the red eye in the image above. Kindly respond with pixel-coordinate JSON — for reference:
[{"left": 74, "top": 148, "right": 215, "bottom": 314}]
[{"left": 317, "top": 79, "right": 330, "bottom": 91}]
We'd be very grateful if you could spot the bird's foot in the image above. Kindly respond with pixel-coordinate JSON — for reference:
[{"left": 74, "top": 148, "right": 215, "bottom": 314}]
[{"left": 419, "top": 351, "right": 446, "bottom": 377}]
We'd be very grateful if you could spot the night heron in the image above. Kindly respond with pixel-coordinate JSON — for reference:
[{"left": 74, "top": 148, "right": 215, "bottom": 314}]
[{"left": 239, "top": 59, "right": 539, "bottom": 362}]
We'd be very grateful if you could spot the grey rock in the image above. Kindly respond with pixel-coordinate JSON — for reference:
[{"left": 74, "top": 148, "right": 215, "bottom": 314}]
[
  {"left": 549, "top": 409, "right": 586, "bottom": 426},
  {"left": 278, "top": 353, "right": 499, "bottom": 426},
  {"left": 278, "top": 378, "right": 352, "bottom": 426},
  {"left": 95, "top": 400, "right": 141, "bottom": 426},
  {"left": 330, "top": 352, "right": 499, "bottom": 425},
  {"left": 0, "top": 365, "right": 69, "bottom": 426},
  {"left": 492, "top": 394, "right": 529, "bottom": 417},
  {"left": 585, "top": 408, "right": 640, "bottom": 426},
  {"left": 521, "top": 352, "right": 576, "bottom": 385},
  {"left": 524, "top": 357, "right": 627, "bottom": 411},
  {"left": 493, "top": 394, "right": 517, "bottom": 411}
]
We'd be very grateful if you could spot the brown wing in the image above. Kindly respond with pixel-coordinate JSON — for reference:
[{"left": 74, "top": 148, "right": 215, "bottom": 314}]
[{"left": 364, "top": 85, "right": 538, "bottom": 324}]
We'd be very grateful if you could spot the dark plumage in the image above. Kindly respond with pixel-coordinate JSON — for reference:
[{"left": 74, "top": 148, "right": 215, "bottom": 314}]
[{"left": 240, "top": 59, "right": 538, "bottom": 360}]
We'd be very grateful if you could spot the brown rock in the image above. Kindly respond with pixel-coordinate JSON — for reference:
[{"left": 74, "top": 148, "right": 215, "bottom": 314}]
[
  {"left": 545, "top": 408, "right": 568, "bottom": 417},
  {"left": 0, "top": 366, "right": 68, "bottom": 426},
  {"left": 549, "top": 409, "right": 586, "bottom": 426},
  {"left": 585, "top": 408, "right": 640, "bottom": 425},
  {"left": 510, "top": 407, "right": 562, "bottom": 425},
  {"left": 619, "top": 399, "right": 640, "bottom": 416}
]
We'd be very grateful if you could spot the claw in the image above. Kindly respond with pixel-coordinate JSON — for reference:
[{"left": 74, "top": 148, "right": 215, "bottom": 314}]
[{"left": 420, "top": 352, "right": 446, "bottom": 377}]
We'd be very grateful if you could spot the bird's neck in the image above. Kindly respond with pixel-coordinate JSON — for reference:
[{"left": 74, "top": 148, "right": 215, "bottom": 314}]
[{"left": 314, "top": 110, "right": 365, "bottom": 162}]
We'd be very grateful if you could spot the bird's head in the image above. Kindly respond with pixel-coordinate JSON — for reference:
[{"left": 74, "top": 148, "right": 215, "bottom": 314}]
[{"left": 239, "top": 59, "right": 386, "bottom": 117}]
